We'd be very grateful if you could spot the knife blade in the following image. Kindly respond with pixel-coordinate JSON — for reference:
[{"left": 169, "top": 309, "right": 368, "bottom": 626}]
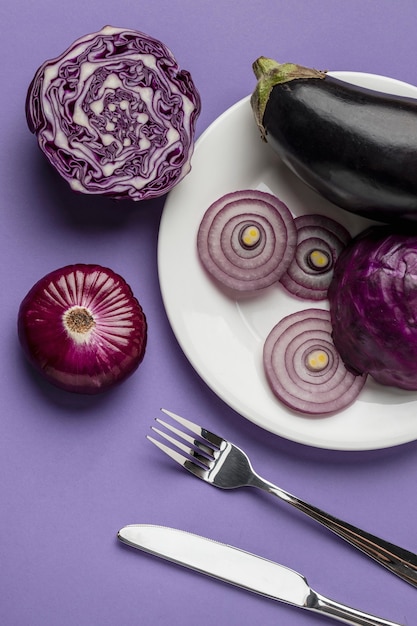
[{"left": 117, "top": 524, "right": 403, "bottom": 626}]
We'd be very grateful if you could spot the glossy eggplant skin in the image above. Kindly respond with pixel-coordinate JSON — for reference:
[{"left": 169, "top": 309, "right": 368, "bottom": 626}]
[{"left": 252, "top": 58, "right": 417, "bottom": 224}]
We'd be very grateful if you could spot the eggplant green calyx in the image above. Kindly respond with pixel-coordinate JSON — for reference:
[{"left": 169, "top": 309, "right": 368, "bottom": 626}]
[{"left": 251, "top": 57, "right": 327, "bottom": 139}]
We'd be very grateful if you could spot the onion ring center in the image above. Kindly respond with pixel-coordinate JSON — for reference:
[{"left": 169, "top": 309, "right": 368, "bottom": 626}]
[
  {"left": 306, "top": 248, "right": 331, "bottom": 272},
  {"left": 239, "top": 224, "right": 262, "bottom": 249},
  {"left": 304, "top": 348, "right": 330, "bottom": 372}
]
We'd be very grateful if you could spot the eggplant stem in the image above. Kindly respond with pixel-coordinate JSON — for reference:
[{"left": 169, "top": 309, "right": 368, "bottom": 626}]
[{"left": 250, "top": 56, "right": 326, "bottom": 139}]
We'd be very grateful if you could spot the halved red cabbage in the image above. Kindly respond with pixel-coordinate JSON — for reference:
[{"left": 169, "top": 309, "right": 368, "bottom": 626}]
[
  {"left": 329, "top": 226, "right": 417, "bottom": 390},
  {"left": 280, "top": 214, "right": 351, "bottom": 300},
  {"left": 26, "top": 26, "right": 201, "bottom": 201},
  {"left": 263, "top": 309, "right": 367, "bottom": 415},
  {"left": 197, "top": 190, "right": 297, "bottom": 291}
]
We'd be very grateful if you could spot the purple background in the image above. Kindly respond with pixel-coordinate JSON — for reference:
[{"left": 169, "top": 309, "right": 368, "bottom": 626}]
[{"left": 2, "top": 2, "right": 417, "bottom": 625}]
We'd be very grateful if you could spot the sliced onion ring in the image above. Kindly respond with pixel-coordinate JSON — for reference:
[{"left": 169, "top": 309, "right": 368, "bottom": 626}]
[
  {"left": 197, "top": 190, "right": 297, "bottom": 291},
  {"left": 263, "top": 309, "right": 367, "bottom": 415},
  {"left": 280, "top": 214, "right": 351, "bottom": 300}
]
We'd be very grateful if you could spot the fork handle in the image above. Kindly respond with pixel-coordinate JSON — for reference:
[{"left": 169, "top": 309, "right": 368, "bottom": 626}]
[{"left": 254, "top": 477, "right": 417, "bottom": 588}]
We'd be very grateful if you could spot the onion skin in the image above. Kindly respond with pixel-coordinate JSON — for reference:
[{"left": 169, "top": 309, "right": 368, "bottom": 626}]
[
  {"left": 18, "top": 264, "right": 147, "bottom": 394},
  {"left": 252, "top": 57, "right": 417, "bottom": 224},
  {"left": 329, "top": 226, "right": 417, "bottom": 390},
  {"left": 263, "top": 309, "right": 367, "bottom": 415},
  {"left": 26, "top": 26, "right": 201, "bottom": 201}
]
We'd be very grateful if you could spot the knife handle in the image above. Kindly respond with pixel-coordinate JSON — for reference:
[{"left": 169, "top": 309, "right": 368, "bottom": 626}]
[
  {"left": 310, "top": 591, "right": 404, "bottom": 626},
  {"left": 254, "top": 477, "right": 417, "bottom": 587}
]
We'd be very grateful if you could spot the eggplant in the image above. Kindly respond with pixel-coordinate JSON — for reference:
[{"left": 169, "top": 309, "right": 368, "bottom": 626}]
[{"left": 251, "top": 57, "right": 417, "bottom": 224}]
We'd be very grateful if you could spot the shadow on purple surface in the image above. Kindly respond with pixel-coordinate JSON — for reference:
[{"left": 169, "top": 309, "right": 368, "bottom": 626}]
[
  {"left": 15, "top": 348, "right": 139, "bottom": 415},
  {"left": 23, "top": 139, "right": 167, "bottom": 233}
]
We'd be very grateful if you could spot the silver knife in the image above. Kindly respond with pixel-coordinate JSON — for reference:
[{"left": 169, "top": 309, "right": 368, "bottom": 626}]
[{"left": 117, "top": 524, "right": 404, "bottom": 626}]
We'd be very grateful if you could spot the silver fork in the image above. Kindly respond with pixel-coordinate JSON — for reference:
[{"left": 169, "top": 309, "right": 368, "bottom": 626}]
[{"left": 148, "top": 408, "right": 417, "bottom": 589}]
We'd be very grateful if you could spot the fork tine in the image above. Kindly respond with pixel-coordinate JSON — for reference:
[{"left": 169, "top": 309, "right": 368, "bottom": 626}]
[
  {"left": 147, "top": 435, "right": 210, "bottom": 481},
  {"left": 160, "top": 408, "right": 224, "bottom": 448},
  {"left": 155, "top": 418, "right": 216, "bottom": 458},
  {"left": 150, "top": 426, "right": 212, "bottom": 468},
  {"left": 147, "top": 434, "right": 188, "bottom": 466}
]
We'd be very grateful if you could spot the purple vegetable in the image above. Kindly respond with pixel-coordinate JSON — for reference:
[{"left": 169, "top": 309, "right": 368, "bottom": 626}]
[
  {"left": 18, "top": 264, "right": 147, "bottom": 394},
  {"left": 26, "top": 26, "right": 201, "bottom": 201},
  {"left": 197, "top": 190, "right": 297, "bottom": 291},
  {"left": 263, "top": 309, "right": 367, "bottom": 415},
  {"left": 280, "top": 214, "right": 351, "bottom": 300},
  {"left": 329, "top": 226, "right": 417, "bottom": 390},
  {"left": 251, "top": 56, "right": 417, "bottom": 224}
]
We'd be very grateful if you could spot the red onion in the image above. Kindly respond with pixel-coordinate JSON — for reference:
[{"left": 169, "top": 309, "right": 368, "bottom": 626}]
[
  {"left": 26, "top": 26, "right": 201, "bottom": 201},
  {"left": 18, "top": 264, "right": 147, "bottom": 394},
  {"left": 280, "top": 214, "right": 351, "bottom": 300},
  {"left": 263, "top": 309, "right": 367, "bottom": 415},
  {"left": 197, "top": 190, "right": 297, "bottom": 291}
]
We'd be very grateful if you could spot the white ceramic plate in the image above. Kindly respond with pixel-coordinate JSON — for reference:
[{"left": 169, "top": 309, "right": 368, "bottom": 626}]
[{"left": 158, "top": 72, "right": 417, "bottom": 451}]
